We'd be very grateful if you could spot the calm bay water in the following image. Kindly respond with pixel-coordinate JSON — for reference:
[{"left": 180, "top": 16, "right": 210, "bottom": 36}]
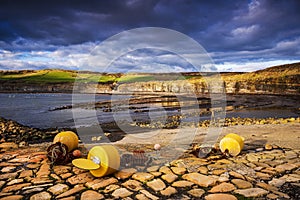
[
  {"left": 0, "top": 93, "right": 112, "bottom": 128},
  {"left": 0, "top": 93, "right": 298, "bottom": 129}
]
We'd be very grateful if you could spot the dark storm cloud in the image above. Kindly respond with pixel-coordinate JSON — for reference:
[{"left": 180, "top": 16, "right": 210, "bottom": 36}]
[
  {"left": 1, "top": 0, "right": 300, "bottom": 50},
  {"left": 0, "top": 0, "right": 160, "bottom": 46},
  {"left": 0, "top": 0, "right": 300, "bottom": 71}
]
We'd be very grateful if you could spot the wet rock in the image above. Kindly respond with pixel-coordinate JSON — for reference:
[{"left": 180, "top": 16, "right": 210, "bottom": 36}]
[
  {"left": 218, "top": 174, "right": 230, "bottom": 182},
  {"left": 246, "top": 154, "right": 259, "bottom": 162},
  {"left": 140, "top": 189, "right": 159, "bottom": 200},
  {"left": 161, "top": 173, "right": 178, "bottom": 183},
  {"left": 0, "top": 142, "right": 18, "bottom": 150},
  {"left": 255, "top": 172, "right": 271, "bottom": 180},
  {"left": 285, "top": 151, "right": 298, "bottom": 159},
  {"left": 211, "top": 169, "right": 227, "bottom": 175},
  {"left": 209, "top": 182, "right": 236, "bottom": 193},
  {"left": 229, "top": 171, "right": 245, "bottom": 180},
  {"left": 23, "top": 187, "right": 44, "bottom": 195},
  {"left": 36, "top": 163, "right": 50, "bottom": 178},
  {"left": 67, "top": 172, "right": 94, "bottom": 185},
  {"left": 159, "top": 166, "right": 173, "bottom": 174},
  {"left": 0, "top": 195, "right": 24, "bottom": 200},
  {"left": 182, "top": 172, "right": 217, "bottom": 187},
  {"left": 275, "top": 163, "right": 297, "bottom": 172},
  {"left": 150, "top": 171, "right": 162, "bottom": 177},
  {"left": 6, "top": 179, "right": 23, "bottom": 186},
  {"left": 135, "top": 193, "right": 150, "bottom": 200},
  {"left": 29, "top": 191, "right": 51, "bottom": 200},
  {"left": 53, "top": 166, "right": 71, "bottom": 175},
  {"left": 188, "top": 188, "right": 205, "bottom": 198},
  {"left": 29, "top": 177, "right": 53, "bottom": 185},
  {"left": 56, "top": 185, "right": 86, "bottom": 199},
  {"left": 47, "top": 183, "right": 69, "bottom": 195},
  {"left": 146, "top": 165, "right": 160, "bottom": 172},
  {"left": 0, "top": 180, "right": 5, "bottom": 188},
  {"left": 146, "top": 179, "right": 166, "bottom": 191},
  {"left": 280, "top": 174, "right": 300, "bottom": 182},
  {"left": 234, "top": 188, "right": 269, "bottom": 198},
  {"left": 260, "top": 168, "right": 277, "bottom": 175},
  {"left": 172, "top": 180, "right": 194, "bottom": 187},
  {"left": 266, "top": 193, "right": 279, "bottom": 199},
  {"left": 2, "top": 183, "right": 31, "bottom": 192},
  {"left": 231, "top": 179, "right": 253, "bottom": 189},
  {"left": 268, "top": 178, "right": 286, "bottom": 187},
  {"left": 86, "top": 177, "right": 118, "bottom": 190},
  {"left": 122, "top": 180, "right": 143, "bottom": 191},
  {"left": 103, "top": 184, "right": 120, "bottom": 193},
  {"left": 115, "top": 168, "right": 137, "bottom": 180},
  {"left": 205, "top": 193, "right": 237, "bottom": 200},
  {"left": 112, "top": 188, "right": 133, "bottom": 198},
  {"left": 1, "top": 166, "right": 15, "bottom": 173},
  {"left": 160, "top": 186, "right": 177, "bottom": 196},
  {"left": 19, "top": 170, "right": 33, "bottom": 178},
  {"left": 256, "top": 182, "right": 278, "bottom": 191},
  {"left": 60, "top": 173, "right": 73, "bottom": 179},
  {"left": 272, "top": 190, "right": 290, "bottom": 199},
  {"left": 132, "top": 172, "right": 154, "bottom": 182},
  {"left": 26, "top": 163, "right": 40, "bottom": 169},
  {"left": 50, "top": 174, "right": 61, "bottom": 182},
  {"left": 80, "top": 190, "right": 104, "bottom": 200},
  {"left": 72, "top": 167, "right": 88, "bottom": 175},
  {"left": 171, "top": 167, "right": 186, "bottom": 175},
  {"left": 198, "top": 166, "right": 208, "bottom": 174}
]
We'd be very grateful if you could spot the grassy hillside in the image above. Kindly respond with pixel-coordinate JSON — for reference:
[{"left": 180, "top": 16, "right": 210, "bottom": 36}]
[
  {"left": 221, "top": 62, "right": 300, "bottom": 83},
  {"left": 0, "top": 69, "right": 118, "bottom": 83},
  {"left": 0, "top": 69, "right": 191, "bottom": 83},
  {"left": 0, "top": 62, "right": 299, "bottom": 84}
]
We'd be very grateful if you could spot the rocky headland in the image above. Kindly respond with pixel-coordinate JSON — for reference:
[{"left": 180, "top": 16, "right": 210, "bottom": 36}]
[{"left": 0, "top": 62, "right": 299, "bottom": 95}]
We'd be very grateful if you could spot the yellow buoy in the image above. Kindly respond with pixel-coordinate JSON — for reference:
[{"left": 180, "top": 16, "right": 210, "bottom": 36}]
[
  {"left": 72, "top": 145, "right": 120, "bottom": 177},
  {"left": 53, "top": 131, "right": 79, "bottom": 152},
  {"left": 220, "top": 133, "right": 244, "bottom": 156},
  {"left": 72, "top": 158, "right": 100, "bottom": 170}
]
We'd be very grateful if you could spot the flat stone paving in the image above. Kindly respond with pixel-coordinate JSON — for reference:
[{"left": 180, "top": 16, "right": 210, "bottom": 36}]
[{"left": 0, "top": 144, "right": 299, "bottom": 200}]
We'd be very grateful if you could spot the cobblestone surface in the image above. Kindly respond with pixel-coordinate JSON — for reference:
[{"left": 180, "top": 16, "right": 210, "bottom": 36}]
[{"left": 0, "top": 142, "right": 299, "bottom": 200}]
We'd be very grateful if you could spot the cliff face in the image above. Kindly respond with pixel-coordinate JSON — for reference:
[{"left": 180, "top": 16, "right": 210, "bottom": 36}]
[
  {"left": 0, "top": 81, "right": 113, "bottom": 93},
  {"left": 116, "top": 78, "right": 300, "bottom": 95},
  {"left": 0, "top": 63, "right": 299, "bottom": 95},
  {"left": 0, "top": 77, "right": 299, "bottom": 95}
]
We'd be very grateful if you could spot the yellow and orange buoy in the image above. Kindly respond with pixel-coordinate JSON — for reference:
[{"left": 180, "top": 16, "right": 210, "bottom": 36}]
[
  {"left": 72, "top": 145, "right": 120, "bottom": 177},
  {"left": 220, "top": 133, "right": 244, "bottom": 156},
  {"left": 53, "top": 131, "right": 79, "bottom": 152}
]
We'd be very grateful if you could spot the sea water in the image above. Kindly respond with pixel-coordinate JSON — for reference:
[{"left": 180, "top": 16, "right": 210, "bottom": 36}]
[{"left": 0, "top": 93, "right": 298, "bottom": 129}]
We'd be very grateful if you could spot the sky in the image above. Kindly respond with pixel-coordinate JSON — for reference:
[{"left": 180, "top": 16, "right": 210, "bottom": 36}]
[{"left": 0, "top": 0, "right": 300, "bottom": 72}]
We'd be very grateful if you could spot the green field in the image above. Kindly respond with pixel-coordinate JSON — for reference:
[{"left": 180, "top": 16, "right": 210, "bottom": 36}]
[
  {"left": 0, "top": 70, "right": 119, "bottom": 83},
  {"left": 0, "top": 62, "right": 299, "bottom": 84},
  {"left": 0, "top": 69, "right": 194, "bottom": 84}
]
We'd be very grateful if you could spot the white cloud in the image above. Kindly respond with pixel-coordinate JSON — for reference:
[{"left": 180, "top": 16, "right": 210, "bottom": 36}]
[
  {"left": 274, "top": 37, "right": 300, "bottom": 51},
  {"left": 231, "top": 25, "right": 259, "bottom": 37},
  {"left": 215, "top": 60, "right": 300, "bottom": 72},
  {"left": 1, "top": 29, "right": 299, "bottom": 73}
]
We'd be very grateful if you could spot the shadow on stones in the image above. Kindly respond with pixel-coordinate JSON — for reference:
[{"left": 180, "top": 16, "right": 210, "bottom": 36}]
[{"left": 243, "top": 139, "right": 268, "bottom": 152}]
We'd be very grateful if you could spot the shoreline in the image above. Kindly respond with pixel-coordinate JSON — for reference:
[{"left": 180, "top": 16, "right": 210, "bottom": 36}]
[
  {"left": 1, "top": 90, "right": 300, "bottom": 96},
  {"left": 1, "top": 115, "right": 299, "bottom": 149}
]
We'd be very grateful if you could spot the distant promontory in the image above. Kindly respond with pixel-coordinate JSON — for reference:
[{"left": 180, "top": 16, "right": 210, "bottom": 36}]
[{"left": 0, "top": 62, "right": 299, "bottom": 95}]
